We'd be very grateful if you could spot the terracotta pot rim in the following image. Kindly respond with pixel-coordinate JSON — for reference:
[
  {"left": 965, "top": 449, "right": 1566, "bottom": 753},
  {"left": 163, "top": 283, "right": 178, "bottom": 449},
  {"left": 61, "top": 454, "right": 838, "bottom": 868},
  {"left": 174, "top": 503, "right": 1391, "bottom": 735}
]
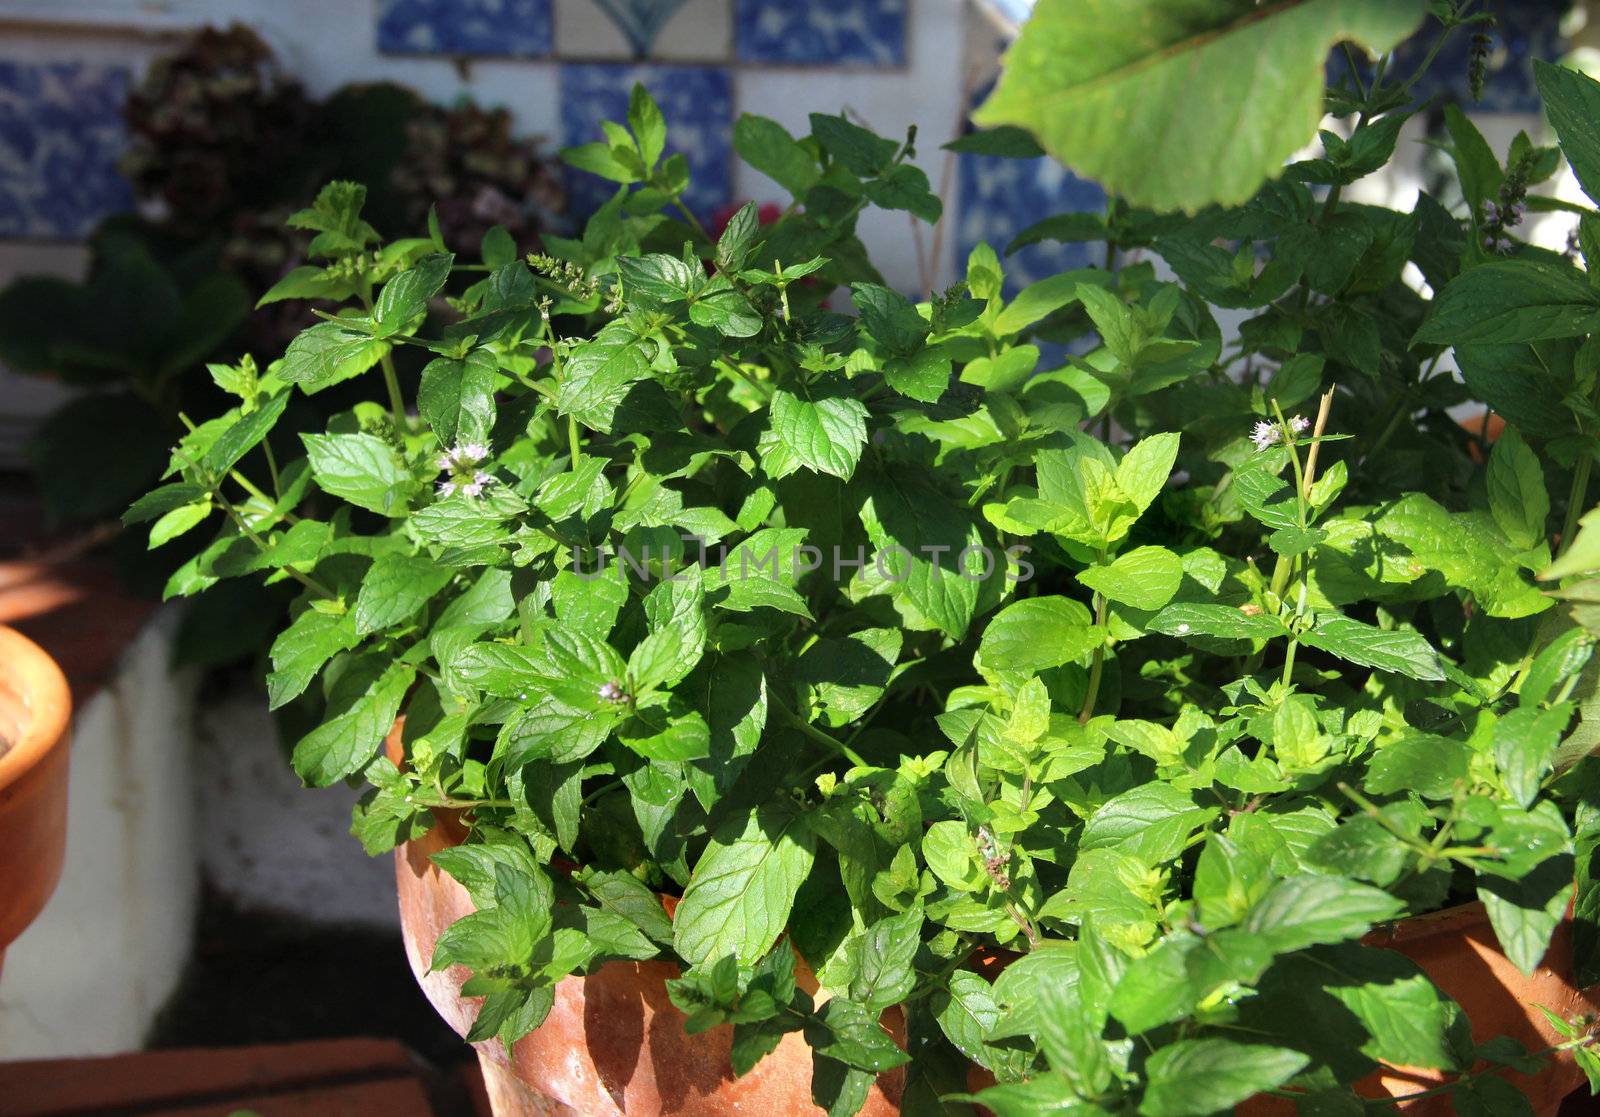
[{"left": 0, "top": 625, "right": 72, "bottom": 792}]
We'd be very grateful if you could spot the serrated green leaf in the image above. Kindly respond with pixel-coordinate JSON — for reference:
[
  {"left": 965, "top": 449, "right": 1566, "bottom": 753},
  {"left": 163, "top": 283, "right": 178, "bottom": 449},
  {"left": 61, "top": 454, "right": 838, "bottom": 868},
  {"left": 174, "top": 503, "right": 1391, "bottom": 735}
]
[
  {"left": 759, "top": 387, "right": 870, "bottom": 481},
  {"left": 1078, "top": 545, "right": 1182, "bottom": 611},
  {"left": 673, "top": 802, "right": 817, "bottom": 967},
  {"left": 979, "top": 596, "right": 1098, "bottom": 672}
]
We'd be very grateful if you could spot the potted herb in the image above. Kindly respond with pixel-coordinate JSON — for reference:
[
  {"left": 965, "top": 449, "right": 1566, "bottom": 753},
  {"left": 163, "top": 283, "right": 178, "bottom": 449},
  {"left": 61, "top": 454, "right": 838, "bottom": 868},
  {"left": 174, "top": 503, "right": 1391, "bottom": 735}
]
[
  {"left": 134, "top": 10, "right": 1600, "bottom": 1114},
  {"left": 0, "top": 626, "right": 72, "bottom": 977}
]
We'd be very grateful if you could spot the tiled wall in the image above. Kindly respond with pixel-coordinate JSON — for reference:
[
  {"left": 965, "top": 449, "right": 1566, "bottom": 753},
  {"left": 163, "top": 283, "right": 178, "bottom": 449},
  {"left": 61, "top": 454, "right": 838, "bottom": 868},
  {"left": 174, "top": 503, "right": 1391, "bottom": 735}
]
[
  {"left": 0, "top": 0, "right": 1577, "bottom": 298},
  {"left": 0, "top": 59, "right": 131, "bottom": 239}
]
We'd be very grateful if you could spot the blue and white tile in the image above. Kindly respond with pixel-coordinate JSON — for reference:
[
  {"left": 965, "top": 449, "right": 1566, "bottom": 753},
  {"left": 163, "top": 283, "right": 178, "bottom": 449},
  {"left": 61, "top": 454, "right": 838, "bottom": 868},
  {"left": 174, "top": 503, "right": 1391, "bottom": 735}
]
[
  {"left": 957, "top": 151, "right": 1105, "bottom": 293},
  {"left": 735, "top": 0, "right": 907, "bottom": 67},
  {"left": 560, "top": 63, "right": 732, "bottom": 217},
  {"left": 0, "top": 59, "right": 130, "bottom": 239},
  {"left": 555, "top": 0, "right": 731, "bottom": 60},
  {"left": 377, "top": 0, "right": 553, "bottom": 56}
]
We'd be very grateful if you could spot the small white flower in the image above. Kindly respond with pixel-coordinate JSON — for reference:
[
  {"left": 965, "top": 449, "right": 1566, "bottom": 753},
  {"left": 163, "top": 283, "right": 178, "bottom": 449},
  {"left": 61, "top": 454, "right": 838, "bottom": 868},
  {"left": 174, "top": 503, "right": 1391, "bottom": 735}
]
[
  {"left": 436, "top": 442, "right": 494, "bottom": 499},
  {"left": 1289, "top": 415, "right": 1311, "bottom": 435},
  {"left": 1250, "top": 420, "right": 1280, "bottom": 451}
]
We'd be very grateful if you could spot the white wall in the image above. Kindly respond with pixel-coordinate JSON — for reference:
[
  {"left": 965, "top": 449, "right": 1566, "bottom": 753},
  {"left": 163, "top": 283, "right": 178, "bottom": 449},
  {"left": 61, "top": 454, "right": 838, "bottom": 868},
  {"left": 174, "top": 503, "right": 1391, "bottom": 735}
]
[{"left": 0, "top": 609, "right": 199, "bottom": 1058}]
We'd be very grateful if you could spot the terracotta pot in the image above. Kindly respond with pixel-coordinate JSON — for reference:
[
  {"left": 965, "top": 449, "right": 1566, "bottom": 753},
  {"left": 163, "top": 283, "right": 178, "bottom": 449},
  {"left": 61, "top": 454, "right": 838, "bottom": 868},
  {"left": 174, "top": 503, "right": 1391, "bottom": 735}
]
[
  {"left": 388, "top": 726, "right": 904, "bottom": 1116},
  {"left": 0, "top": 625, "right": 73, "bottom": 977},
  {"left": 386, "top": 725, "right": 1595, "bottom": 1115},
  {"left": 1238, "top": 903, "right": 1598, "bottom": 1116}
]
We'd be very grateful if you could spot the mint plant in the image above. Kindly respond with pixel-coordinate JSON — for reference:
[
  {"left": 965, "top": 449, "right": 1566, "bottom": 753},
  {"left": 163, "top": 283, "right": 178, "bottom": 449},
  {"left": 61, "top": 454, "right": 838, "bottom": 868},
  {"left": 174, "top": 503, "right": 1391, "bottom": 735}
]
[{"left": 134, "top": 8, "right": 1600, "bottom": 1112}]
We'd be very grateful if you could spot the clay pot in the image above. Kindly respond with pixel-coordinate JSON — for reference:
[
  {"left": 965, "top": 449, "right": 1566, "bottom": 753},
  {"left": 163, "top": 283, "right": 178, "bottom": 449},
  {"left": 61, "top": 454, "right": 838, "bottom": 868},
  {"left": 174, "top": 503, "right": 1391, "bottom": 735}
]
[
  {"left": 387, "top": 726, "right": 903, "bottom": 1116},
  {"left": 1238, "top": 903, "right": 1597, "bottom": 1116},
  {"left": 386, "top": 723, "right": 1593, "bottom": 1115},
  {"left": 0, "top": 625, "right": 73, "bottom": 977},
  {"left": 1355, "top": 903, "right": 1595, "bottom": 1114}
]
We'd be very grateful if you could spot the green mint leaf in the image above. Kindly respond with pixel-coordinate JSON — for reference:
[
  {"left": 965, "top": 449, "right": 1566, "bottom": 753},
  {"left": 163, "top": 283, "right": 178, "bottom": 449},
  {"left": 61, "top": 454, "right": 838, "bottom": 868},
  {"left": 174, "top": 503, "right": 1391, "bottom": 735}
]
[
  {"left": 860, "top": 471, "right": 985, "bottom": 640},
  {"left": 373, "top": 253, "right": 453, "bottom": 335},
  {"left": 806, "top": 997, "right": 910, "bottom": 1073},
  {"left": 844, "top": 907, "right": 922, "bottom": 1012},
  {"left": 1534, "top": 60, "right": 1600, "bottom": 208},
  {"left": 759, "top": 387, "right": 870, "bottom": 481},
  {"left": 279, "top": 321, "right": 388, "bottom": 393},
  {"left": 418, "top": 350, "right": 498, "bottom": 447},
  {"left": 715, "top": 201, "right": 761, "bottom": 273},
  {"left": 291, "top": 658, "right": 414, "bottom": 786},
  {"left": 852, "top": 283, "right": 929, "bottom": 355},
  {"left": 1479, "top": 853, "right": 1575, "bottom": 976},
  {"left": 1299, "top": 614, "right": 1446, "bottom": 681},
  {"left": 617, "top": 252, "right": 700, "bottom": 308},
  {"left": 1365, "top": 733, "right": 1474, "bottom": 799},
  {"left": 1080, "top": 784, "right": 1216, "bottom": 865},
  {"left": 1146, "top": 602, "right": 1288, "bottom": 643},
  {"left": 255, "top": 264, "right": 355, "bottom": 308},
  {"left": 302, "top": 432, "right": 415, "bottom": 515},
  {"left": 798, "top": 627, "right": 900, "bottom": 728},
  {"left": 627, "top": 82, "right": 667, "bottom": 173},
  {"left": 555, "top": 321, "right": 653, "bottom": 433},
  {"left": 978, "top": 596, "right": 1098, "bottom": 673},
  {"left": 1078, "top": 545, "right": 1183, "bottom": 611},
  {"left": 1138, "top": 1039, "right": 1308, "bottom": 1117},
  {"left": 1495, "top": 705, "right": 1570, "bottom": 809},
  {"left": 809, "top": 113, "right": 898, "bottom": 177},
  {"left": 1486, "top": 426, "right": 1549, "bottom": 551},
  {"left": 124, "top": 481, "right": 207, "bottom": 526},
  {"left": 882, "top": 344, "right": 952, "bottom": 403},
  {"left": 862, "top": 163, "right": 942, "bottom": 224},
  {"left": 733, "top": 113, "right": 820, "bottom": 198},
  {"left": 1241, "top": 875, "right": 1404, "bottom": 954},
  {"left": 267, "top": 606, "right": 359, "bottom": 710},
  {"left": 201, "top": 389, "right": 290, "bottom": 479},
  {"left": 1415, "top": 259, "right": 1600, "bottom": 346},
  {"left": 1115, "top": 432, "right": 1180, "bottom": 518},
  {"left": 673, "top": 802, "right": 817, "bottom": 967},
  {"left": 688, "top": 275, "right": 763, "bottom": 337},
  {"left": 354, "top": 553, "right": 453, "bottom": 636}
]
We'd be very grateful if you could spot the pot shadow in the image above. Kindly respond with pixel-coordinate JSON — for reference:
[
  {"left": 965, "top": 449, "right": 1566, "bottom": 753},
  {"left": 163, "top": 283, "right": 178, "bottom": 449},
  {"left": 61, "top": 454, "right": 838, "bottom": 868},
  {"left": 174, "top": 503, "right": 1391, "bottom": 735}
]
[{"left": 582, "top": 959, "right": 731, "bottom": 1113}]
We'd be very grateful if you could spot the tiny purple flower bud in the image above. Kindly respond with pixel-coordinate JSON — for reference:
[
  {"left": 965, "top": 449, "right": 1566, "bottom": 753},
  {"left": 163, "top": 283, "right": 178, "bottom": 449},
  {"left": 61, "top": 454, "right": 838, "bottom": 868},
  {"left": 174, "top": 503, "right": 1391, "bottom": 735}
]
[
  {"left": 598, "top": 679, "right": 629, "bottom": 704},
  {"left": 1289, "top": 415, "right": 1311, "bottom": 435},
  {"left": 1483, "top": 200, "right": 1499, "bottom": 223},
  {"left": 437, "top": 479, "right": 458, "bottom": 497}
]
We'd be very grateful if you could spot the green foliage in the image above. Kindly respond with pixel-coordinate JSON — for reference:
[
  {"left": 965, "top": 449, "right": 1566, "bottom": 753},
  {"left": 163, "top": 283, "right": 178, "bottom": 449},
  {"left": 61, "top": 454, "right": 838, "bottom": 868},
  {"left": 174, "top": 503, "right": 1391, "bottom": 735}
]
[
  {"left": 137, "top": 51, "right": 1600, "bottom": 1114},
  {"left": 975, "top": 0, "right": 1427, "bottom": 212}
]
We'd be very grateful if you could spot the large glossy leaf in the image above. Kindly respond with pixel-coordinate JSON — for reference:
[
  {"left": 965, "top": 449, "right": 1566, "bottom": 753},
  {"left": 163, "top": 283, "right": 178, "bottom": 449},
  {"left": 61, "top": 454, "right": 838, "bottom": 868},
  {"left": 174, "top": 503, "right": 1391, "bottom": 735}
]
[
  {"left": 975, "top": 0, "right": 1425, "bottom": 212},
  {"left": 673, "top": 803, "right": 816, "bottom": 967}
]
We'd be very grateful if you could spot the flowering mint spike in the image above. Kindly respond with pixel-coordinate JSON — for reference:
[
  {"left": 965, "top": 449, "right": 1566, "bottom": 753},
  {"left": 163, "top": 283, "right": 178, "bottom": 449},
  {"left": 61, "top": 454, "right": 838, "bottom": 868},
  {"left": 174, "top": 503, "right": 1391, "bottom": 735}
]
[{"left": 1250, "top": 420, "right": 1281, "bottom": 451}]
